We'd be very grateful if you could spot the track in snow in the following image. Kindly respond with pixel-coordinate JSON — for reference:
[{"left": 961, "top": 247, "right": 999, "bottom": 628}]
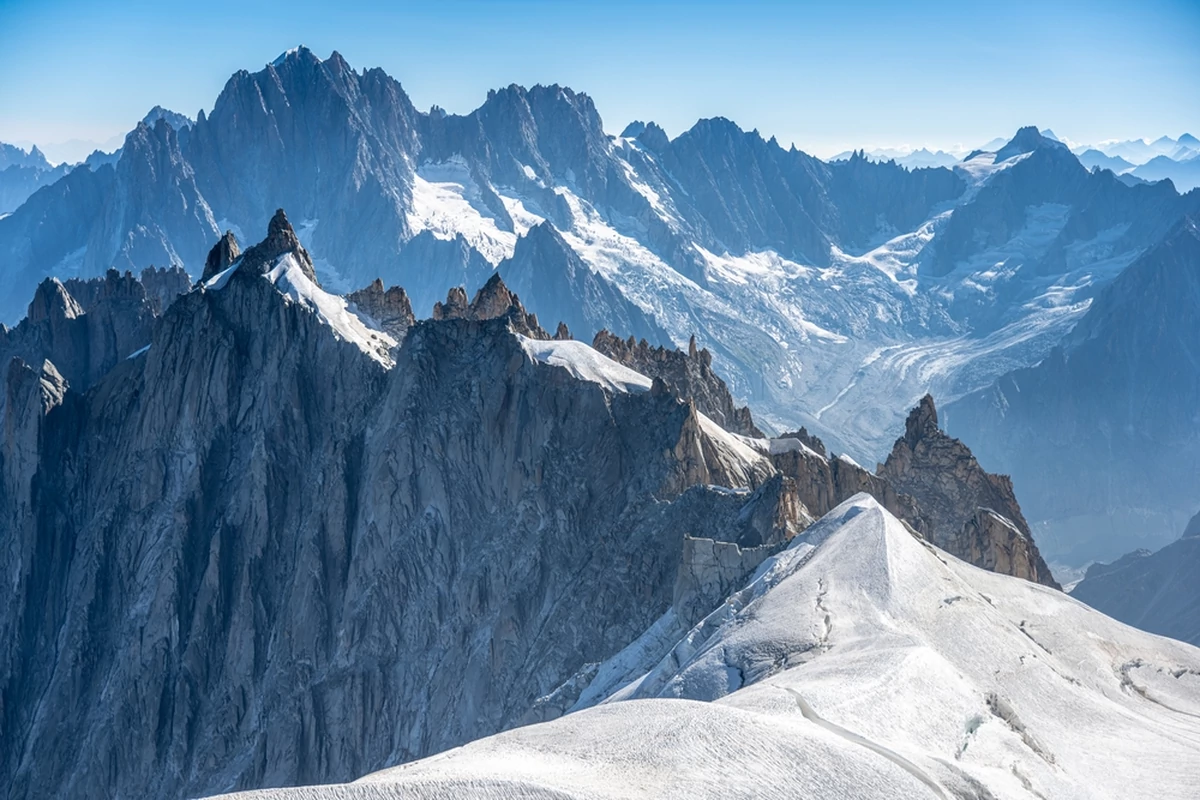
[{"left": 782, "top": 687, "right": 951, "bottom": 800}]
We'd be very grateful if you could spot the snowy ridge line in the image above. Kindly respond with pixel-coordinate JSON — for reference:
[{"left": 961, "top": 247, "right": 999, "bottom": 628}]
[{"left": 208, "top": 494, "right": 1200, "bottom": 799}]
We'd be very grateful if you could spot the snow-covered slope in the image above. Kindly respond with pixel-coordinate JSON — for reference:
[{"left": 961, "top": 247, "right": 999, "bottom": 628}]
[
  {"left": 3, "top": 49, "right": 1197, "bottom": 566},
  {"left": 211, "top": 495, "right": 1200, "bottom": 800},
  {"left": 518, "top": 335, "right": 652, "bottom": 393}
]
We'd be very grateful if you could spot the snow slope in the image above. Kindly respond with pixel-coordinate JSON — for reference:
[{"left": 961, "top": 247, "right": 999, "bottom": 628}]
[
  {"left": 517, "top": 335, "right": 653, "bottom": 393},
  {"left": 203, "top": 253, "right": 397, "bottom": 365},
  {"left": 210, "top": 495, "right": 1200, "bottom": 800}
]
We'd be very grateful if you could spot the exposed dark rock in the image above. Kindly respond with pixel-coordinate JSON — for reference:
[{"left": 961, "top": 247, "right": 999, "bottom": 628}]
[
  {"left": 880, "top": 395, "right": 1058, "bottom": 588},
  {"left": 138, "top": 265, "right": 192, "bottom": 314},
  {"left": 201, "top": 230, "right": 241, "bottom": 281},
  {"left": 237, "top": 208, "right": 318, "bottom": 282},
  {"left": 346, "top": 279, "right": 416, "bottom": 342},
  {"left": 776, "top": 426, "right": 827, "bottom": 458},
  {"left": 0, "top": 273, "right": 165, "bottom": 391},
  {"left": 433, "top": 273, "right": 549, "bottom": 339},
  {"left": 592, "top": 329, "right": 760, "bottom": 437},
  {"left": 768, "top": 437, "right": 927, "bottom": 537}
]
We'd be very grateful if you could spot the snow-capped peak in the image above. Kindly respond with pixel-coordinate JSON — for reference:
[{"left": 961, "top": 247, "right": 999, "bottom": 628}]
[{"left": 271, "top": 46, "right": 319, "bottom": 68}]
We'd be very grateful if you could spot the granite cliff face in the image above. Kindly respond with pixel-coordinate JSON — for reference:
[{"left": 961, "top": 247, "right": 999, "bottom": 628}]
[
  {"left": 0, "top": 215, "right": 1065, "bottom": 799},
  {"left": 592, "top": 329, "right": 761, "bottom": 436},
  {"left": 0, "top": 266, "right": 190, "bottom": 391},
  {"left": 881, "top": 395, "right": 1058, "bottom": 588}
]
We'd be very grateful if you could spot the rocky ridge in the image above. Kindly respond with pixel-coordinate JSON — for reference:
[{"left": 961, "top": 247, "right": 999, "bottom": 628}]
[
  {"left": 881, "top": 394, "right": 1058, "bottom": 587},
  {"left": 0, "top": 214, "right": 1061, "bottom": 799},
  {"left": 592, "top": 329, "right": 761, "bottom": 437}
]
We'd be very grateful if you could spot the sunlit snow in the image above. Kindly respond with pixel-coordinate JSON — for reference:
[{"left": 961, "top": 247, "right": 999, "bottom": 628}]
[
  {"left": 516, "top": 335, "right": 653, "bottom": 393},
  {"left": 211, "top": 495, "right": 1200, "bottom": 800},
  {"left": 407, "top": 158, "right": 541, "bottom": 264},
  {"left": 202, "top": 253, "right": 396, "bottom": 366}
]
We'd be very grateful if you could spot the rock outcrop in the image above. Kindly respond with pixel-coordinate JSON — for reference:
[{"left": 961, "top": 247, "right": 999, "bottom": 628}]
[
  {"left": 433, "top": 273, "right": 550, "bottom": 339},
  {"left": 767, "top": 436, "right": 927, "bottom": 537},
  {"left": 593, "top": 330, "right": 761, "bottom": 437},
  {"left": 0, "top": 268, "right": 186, "bottom": 392},
  {"left": 237, "top": 208, "right": 318, "bottom": 281},
  {"left": 881, "top": 394, "right": 1058, "bottom": 587},
  {"left": 346, "top": 279, "right": 416, "bottom": 342},
  {"left": 200, "top": 229, "right": 241, "bottom": 281}
]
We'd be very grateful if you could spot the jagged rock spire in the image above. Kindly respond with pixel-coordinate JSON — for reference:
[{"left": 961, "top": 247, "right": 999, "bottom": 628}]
[
  {"left": 347, "top": 279, "right": 415, "bottom": 342},
  {"left": 432, "top": 274, "right": 549, "bottom": 339},
  {"left": 592, "top": 329, "right": 760, "bottom": 437},
  {"left": 235, "top": 209, "right": 319, "bottom": 283},
  {"left": 201, "top": 230, "right": 241, "bottom": 281},
  {"left": 880, "top": 393, "right": 1059, "bottom": 588},
  {"left": 26, "top": 279, "right": 83, "bottom": 324},
  {"left": 902, "top": 393, "right": 939, "bottom": 446}
]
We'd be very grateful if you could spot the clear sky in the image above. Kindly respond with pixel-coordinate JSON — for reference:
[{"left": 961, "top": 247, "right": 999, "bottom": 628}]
[{"left": 2, "top": 0, "right": 1198, "bottom": 163}]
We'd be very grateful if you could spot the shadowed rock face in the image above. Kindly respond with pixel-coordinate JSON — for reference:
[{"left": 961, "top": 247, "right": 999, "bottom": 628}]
[
  {"left": 201, "top": 230, "right": 241, "bottom": 281},
  {"left": 880, "top": 394, "right": 1058, "bottom": 588},
  {"left": 346, "top": 279, "right": 416, "bottom": 342},
  {"left": 0, "top": 267, "right": 191, "bottom": 393},
  {"left": 0, "top": 219, "right": 789, "bottom": 800},
  {"left": 592, "top": 329, "right": 761, "bottom": 437},
  {"left": 0, "top": 214, "right": 1065, "bottom": 799},
  {"left": 238, "top": 208, "right": 319, "bottom": 282}
]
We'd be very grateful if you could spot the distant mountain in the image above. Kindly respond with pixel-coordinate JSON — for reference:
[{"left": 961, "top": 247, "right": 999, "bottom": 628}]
[
  {"left": 932, "top": 127, "right": 1191, "bottom": 294},
  {"left": 1077, "top": 148, "right": 1134, "bottom": 173},
  {"left": 141, "top": 105, "right": 193, "bottom": 132},
  {"left": 974, "top": 135, "right": 1008, "bottom": 152},
  {"left": 945, "top": 216, "right": 1200, "bottom": 565},
  {"left": 0, "top": 49, "right": 1195, "bottom": 535},
  {"left": 0, "top": 143, "right": 50, "bottom": 171},
  {"left": 829, "top": 146, "right": 960, "bottom": 169},
  {"left": 0, "top": 143, "right": 68, "bottom": 213},
  {"left": 1091, "top": 134, "right": 1195, "bottom": 166},
  {"left": 1071, "top": 509, "right": 1200, "bottom": 646},
  {"left": 1132, "top": 153, "right": 1200, "bottom": 191}
]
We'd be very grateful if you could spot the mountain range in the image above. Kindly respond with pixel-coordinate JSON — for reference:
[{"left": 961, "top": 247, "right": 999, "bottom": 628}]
[
  {"left": 2, "top": 47, "right": 1200, "bottom": 796},
  {"left": 945, "top": 216, "right": 1200, "bottom": 564},
  {"left": 2, "top": 210, "right": 1072, "bottom": 798},
  {"left": 1071, "top": 510, "right": 1200, "bottom": 647},
  {"left": 1, "top": 46, "right": 1198, "bottom": 573}
]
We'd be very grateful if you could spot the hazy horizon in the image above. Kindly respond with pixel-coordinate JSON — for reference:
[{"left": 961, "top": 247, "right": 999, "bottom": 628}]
[{"left": 3, "top": 0, "right": 1198, "bottom": 164}]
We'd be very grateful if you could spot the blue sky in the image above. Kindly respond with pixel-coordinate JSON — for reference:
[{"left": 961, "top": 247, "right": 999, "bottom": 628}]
[{"left": 2, "top": 0, "right": 1198, "bottom": 162}]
